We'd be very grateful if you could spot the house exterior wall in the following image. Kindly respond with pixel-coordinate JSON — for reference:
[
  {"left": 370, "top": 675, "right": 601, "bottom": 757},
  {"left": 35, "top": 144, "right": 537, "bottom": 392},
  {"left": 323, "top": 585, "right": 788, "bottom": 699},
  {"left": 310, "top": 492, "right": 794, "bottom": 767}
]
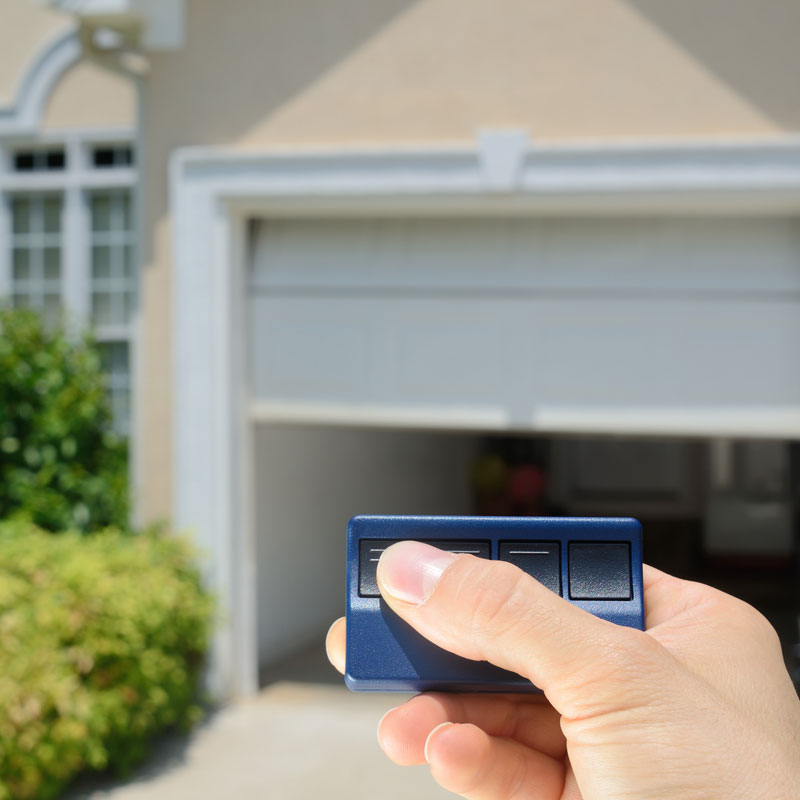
[
  {"left": 138, "top": 0, "right": 800, "bottom": 523},
  {"left": 42, "top": 61, "right": 135, "bottom": 130}
]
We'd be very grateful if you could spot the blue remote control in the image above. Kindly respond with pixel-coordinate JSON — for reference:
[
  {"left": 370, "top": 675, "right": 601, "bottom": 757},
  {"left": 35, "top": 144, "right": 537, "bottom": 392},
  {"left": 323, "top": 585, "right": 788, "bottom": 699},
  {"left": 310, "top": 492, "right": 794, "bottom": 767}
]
[{"left": 345, "top": 515, "right": 644, "bottom": 693}]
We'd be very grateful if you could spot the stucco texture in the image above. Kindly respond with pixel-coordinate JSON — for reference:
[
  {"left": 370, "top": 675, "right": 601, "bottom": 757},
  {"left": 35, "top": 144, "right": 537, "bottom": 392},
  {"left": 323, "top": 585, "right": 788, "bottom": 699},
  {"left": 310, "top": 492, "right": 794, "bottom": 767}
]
[
  {"left": 138, "top": 0, "right": 800, "bottom": 522},
  {"left": 42, "top": 61, "right": 136, "bottom": 130}
]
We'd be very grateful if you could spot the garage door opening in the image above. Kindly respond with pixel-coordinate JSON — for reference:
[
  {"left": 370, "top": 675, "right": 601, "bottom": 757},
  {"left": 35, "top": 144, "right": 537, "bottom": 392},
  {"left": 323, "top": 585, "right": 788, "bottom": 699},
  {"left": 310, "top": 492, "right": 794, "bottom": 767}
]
[{"left": 253, "top": 425, "right": 799, "bottom": 688}]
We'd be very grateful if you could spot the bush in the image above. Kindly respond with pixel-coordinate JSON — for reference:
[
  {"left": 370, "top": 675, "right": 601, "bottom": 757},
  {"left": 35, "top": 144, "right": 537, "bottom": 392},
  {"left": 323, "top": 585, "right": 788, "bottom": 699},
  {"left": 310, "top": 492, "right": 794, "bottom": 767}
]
[
  {"left": 0, "top": 308, "right": 128, "bottom": 532},
  {"left": 0, "top": 521, "right": 214, "bottom": 800}
]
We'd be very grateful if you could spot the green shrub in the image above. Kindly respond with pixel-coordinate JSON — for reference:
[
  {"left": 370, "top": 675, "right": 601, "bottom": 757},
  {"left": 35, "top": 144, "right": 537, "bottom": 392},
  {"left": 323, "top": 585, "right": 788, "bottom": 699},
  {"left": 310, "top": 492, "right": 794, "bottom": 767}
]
[
  {"left": 0, "top": 521, "right": 214, "bottom": 800},
  {"left": 0, "top": 308, "right": 128, "bottom": 532}
]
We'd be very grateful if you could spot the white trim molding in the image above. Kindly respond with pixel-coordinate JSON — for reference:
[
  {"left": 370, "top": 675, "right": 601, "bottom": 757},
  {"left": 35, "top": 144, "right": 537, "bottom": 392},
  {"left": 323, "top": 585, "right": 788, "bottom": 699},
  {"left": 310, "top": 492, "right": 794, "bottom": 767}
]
[
  {"left": 0, "top": 30, "right": 82, "bottom": 137},
  {"left": 176, "top": 135, "right": 800, "bottom": 216},
  {"left": 171, "top": 134, "right": 800, "bottom": 700}
]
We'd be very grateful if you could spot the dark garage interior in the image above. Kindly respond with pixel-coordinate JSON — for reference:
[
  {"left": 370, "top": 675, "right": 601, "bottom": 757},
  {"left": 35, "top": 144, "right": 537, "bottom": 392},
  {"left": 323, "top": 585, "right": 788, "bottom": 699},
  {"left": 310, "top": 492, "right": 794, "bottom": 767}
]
[{"left": 257, "top": 427, "right": 799, "bottom": 690}]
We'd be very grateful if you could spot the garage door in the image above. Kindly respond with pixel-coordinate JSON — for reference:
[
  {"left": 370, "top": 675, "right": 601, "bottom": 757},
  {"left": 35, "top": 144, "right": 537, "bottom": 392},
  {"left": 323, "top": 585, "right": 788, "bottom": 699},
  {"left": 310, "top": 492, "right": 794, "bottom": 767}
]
[{"left": 249, "top": 215, "right": 800, "bottom": 437}]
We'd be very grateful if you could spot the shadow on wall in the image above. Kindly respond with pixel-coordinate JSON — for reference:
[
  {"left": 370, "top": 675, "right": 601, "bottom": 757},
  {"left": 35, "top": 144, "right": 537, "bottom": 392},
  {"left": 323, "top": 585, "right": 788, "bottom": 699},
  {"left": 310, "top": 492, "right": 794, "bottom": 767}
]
[
  {"left": 141, "top": 0, "right": 420, "bottom": 261},
  {"left": 624, "top": 0, "right": 800, "bottom": 131},
  {"left": 145, "top": 0, "right": 419, "bottom": 149}
]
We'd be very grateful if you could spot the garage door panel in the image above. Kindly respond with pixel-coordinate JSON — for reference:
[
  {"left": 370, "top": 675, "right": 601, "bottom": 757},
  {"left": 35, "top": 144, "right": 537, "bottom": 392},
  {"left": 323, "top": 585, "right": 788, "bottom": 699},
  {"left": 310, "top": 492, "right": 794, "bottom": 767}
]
[
  {"left": 252, "top": 217, "right": 800, "bottom": 295},
  {"left": 250, "top": 294, "right": 800, "bottom": 413}
]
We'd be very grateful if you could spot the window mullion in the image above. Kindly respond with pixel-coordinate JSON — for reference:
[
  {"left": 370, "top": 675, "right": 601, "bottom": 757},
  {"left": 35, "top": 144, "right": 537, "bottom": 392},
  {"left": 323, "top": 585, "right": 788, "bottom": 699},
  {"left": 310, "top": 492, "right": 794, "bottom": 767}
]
[
  {"left": 114, "top": 239, "right": 125, "bottom": 325},
  {"left": 0, "top": 194, "right": 11, "bottom": 300},
  {"left": 62, "top": 138, "right": 88, "bottom": 331},
  {"left": 32, "top": 196, "right": 44, "bottom": 308}
]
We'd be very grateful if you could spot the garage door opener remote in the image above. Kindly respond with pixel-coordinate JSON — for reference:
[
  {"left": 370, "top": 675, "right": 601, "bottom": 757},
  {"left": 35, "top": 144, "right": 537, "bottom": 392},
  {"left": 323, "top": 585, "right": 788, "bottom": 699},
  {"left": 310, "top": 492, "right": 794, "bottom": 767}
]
[{"left": 345, "top": 515, "right": 644, "bottom": 693}]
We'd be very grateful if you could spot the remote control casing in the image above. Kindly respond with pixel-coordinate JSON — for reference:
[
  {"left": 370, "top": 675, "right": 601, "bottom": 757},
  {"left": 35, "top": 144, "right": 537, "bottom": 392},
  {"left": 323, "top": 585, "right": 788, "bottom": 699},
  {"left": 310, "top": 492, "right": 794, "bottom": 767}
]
[{"left": 345, "top": 515, "right": 644, "bottom": 693}]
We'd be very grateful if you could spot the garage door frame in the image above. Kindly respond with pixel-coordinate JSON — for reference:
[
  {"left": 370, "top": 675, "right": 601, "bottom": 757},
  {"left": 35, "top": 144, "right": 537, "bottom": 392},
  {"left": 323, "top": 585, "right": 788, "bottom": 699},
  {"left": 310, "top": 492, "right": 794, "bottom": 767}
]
[{"left": 170, "top": 132, "right": 800, "bottom": 699}]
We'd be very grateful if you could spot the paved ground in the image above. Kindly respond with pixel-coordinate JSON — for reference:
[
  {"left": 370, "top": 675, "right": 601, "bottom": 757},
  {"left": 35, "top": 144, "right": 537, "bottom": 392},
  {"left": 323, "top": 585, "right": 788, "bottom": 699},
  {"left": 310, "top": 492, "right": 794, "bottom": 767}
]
[{"left": 64, "top": 645, "right": 453, "bottom": 800}]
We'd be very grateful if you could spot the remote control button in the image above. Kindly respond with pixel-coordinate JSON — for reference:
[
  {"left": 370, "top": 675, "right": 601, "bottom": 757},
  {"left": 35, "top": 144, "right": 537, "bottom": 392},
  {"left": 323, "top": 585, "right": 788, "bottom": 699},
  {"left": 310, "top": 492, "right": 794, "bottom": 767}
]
[
  {"left": 358, "top": 539, "right": 490, "bottom": 597},
  {"left": 359, "top": 539, "right": 396, "bottom": 597},
  {"left": 498, "top": 541, "right": 561, "bottom": 595},
  {"left": 428, "top": 540, "right": 491, "bottom": 558},
  {"left": 568, "top": 542, "right": 632, "bottom": 600}
]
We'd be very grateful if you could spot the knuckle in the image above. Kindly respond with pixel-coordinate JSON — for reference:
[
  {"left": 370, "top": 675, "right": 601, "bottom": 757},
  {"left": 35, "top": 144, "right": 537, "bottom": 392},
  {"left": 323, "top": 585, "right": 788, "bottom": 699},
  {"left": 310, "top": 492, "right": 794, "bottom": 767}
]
[
  {"left": 463, "top": 560, "right": 532, "bottom": 637},
  {"left": 740, "top": 603, "right": 782, "bottom": 649},
  {"left": 560, "top": 627, "right": 670, "bottom": 715},
  {"left": 707, "top": 591, "right": 782, "bottom": 647}
]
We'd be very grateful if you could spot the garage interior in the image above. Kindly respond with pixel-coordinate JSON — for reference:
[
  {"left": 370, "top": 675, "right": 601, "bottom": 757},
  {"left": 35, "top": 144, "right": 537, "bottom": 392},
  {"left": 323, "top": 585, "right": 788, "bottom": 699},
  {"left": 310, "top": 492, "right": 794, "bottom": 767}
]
[{"left": 254, "top": 425, "right": 799, "bottom": 686}]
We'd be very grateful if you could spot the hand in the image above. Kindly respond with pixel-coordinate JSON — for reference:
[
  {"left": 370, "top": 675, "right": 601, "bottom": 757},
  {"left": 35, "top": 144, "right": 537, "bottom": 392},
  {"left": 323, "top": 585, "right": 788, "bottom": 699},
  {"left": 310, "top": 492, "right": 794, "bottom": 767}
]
[{"left": 326, "top": 541, "right": 800, "bottom": 799}]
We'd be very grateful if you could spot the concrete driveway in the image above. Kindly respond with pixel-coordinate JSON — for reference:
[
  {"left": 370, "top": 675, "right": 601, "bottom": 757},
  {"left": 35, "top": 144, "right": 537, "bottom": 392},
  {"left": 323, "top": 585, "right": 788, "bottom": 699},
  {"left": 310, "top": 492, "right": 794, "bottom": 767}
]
[{"left": 66, "top": 678, "right": 453, "bottom": 799}]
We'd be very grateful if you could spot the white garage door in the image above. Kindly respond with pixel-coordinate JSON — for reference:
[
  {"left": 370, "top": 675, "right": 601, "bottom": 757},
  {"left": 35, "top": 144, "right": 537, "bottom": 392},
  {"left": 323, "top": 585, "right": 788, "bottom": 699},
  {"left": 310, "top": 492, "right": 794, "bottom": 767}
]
[{"left": 249, "top": 215, "right": 800, "bottom": 437}]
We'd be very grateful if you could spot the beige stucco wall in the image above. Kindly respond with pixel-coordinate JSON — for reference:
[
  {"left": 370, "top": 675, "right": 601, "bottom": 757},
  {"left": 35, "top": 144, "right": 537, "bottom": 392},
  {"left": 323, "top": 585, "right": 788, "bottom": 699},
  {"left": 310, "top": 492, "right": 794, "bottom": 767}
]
[
  {"left": 0, "top": 0, "right": 72, "bottom": 108},
  {"left": 138, "top": 0, "right": 800, "bottom": 523},
  {"left": 42, "top": 60, "right": 136, "bottom": 130}
]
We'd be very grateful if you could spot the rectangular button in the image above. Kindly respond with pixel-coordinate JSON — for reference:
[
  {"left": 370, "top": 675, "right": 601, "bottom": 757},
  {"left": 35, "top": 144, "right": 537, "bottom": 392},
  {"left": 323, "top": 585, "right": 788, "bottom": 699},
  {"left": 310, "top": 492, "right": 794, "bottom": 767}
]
[
  {"left": 568, "top": 542, "right": 631, "bottom": 600},
  {"left": 499, "top": 541, "right": 561, "bottom": 595},
  {"left": 359, "top": 539, "right": 490, "bottom": 597}
]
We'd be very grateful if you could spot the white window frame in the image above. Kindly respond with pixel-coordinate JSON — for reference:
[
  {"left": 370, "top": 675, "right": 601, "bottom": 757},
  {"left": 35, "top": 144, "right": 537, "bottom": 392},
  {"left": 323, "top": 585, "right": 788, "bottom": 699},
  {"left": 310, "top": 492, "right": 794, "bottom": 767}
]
[
  {"left": 0, "top": 127, "right": 137, "bottom": 435},
  {"left": 9, "top": 193, "right": 64, "bottom": 319},
  {"left": 0, "top": 128, "right": 136, "bottom": 327},
  {"left": 89, "top": 186, "right": 137, "bottom": 336}
]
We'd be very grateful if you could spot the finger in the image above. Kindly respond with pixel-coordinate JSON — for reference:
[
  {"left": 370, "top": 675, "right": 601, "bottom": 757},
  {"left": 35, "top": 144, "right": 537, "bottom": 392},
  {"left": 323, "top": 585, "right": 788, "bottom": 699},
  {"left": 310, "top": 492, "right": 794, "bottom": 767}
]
[
  {"left": 325, "top": 617, "right": 346, "bottom": 674},
  {"left": 424, "top": 721, "right": 565, "bottom": 800},
  {"left": 378, "top": 692, "right": 566, "bottom": 766},
  {"left": 377, "top": 541, "right": 669, "bottom": 717}
]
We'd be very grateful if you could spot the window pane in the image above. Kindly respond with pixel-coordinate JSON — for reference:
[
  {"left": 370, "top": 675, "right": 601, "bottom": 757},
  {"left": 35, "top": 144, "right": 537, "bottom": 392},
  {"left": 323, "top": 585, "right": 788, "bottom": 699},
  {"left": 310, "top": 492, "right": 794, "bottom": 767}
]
[
  {"left": 99, "top": 343, "right": 112, "bottom": 372},
  {"left": 13, "top": 150, "right": 65, "bottom": 172},
  {"left": 12, "top": 293, "right": 29, "bottom": 308},
  {"left": 92, "top": 292, "right": 112, "bottom": 325},
  {"left": 100, "top": 341, "right": 129, "bottom": 374},
  {"left": 91, "top": 145, "right": 134, "bottom": 169},
  {"left": 14, "top": 153, "right": 35, "bottom": 171},
  {"left": 120, "top": 193, "right": 132, "bottom": 230},
  {"left": 43, "top": 247, "right": 60, "bottom": 280},
  {"left": 117, "top": 345, "right": 130, "bottom": 373},
  {"left": 11, "top": 198, "right": 30, "bottom": 235},
  {"left": 43, "top": 197, "right": 61, "bottom": 234},
  {"left": 122, "top": 244, "right": 134, "bottom": 278},
  {"left": 92, "top": 245, "right": 111, "bottom": 279},
  {"left": 12, "top": 248, "right": 30, "bottom": 281},
  {"left": 43, "top": 294, "right": 61, "bottom": 327},
  {"left": 46, "top": 150, "right": 65, "bottom": 170},
  {"left": 123, "top": 291, "right": 135, "bottom": 322},
  {"left": 112, "top": 391, "right": 130, "bottom": 434},
  {"left": 113, "top": 293, "right": 127, "bottom": 325},
  {"left": 98, "top": 342, "right": 131, "bottom": 434},
  {"left": 93, "top": 148, "right": 115, "bottom": 168},
  {"left": 91, "top": 195, "right": 111, "bottom": 232}
]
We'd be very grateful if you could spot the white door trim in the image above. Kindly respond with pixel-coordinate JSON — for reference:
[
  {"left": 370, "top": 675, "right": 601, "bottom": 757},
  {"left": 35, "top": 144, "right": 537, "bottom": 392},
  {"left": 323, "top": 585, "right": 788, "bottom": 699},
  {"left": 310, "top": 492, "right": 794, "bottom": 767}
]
[{"left": 171, "top": 133, "right": 800, "bottom": 699}]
